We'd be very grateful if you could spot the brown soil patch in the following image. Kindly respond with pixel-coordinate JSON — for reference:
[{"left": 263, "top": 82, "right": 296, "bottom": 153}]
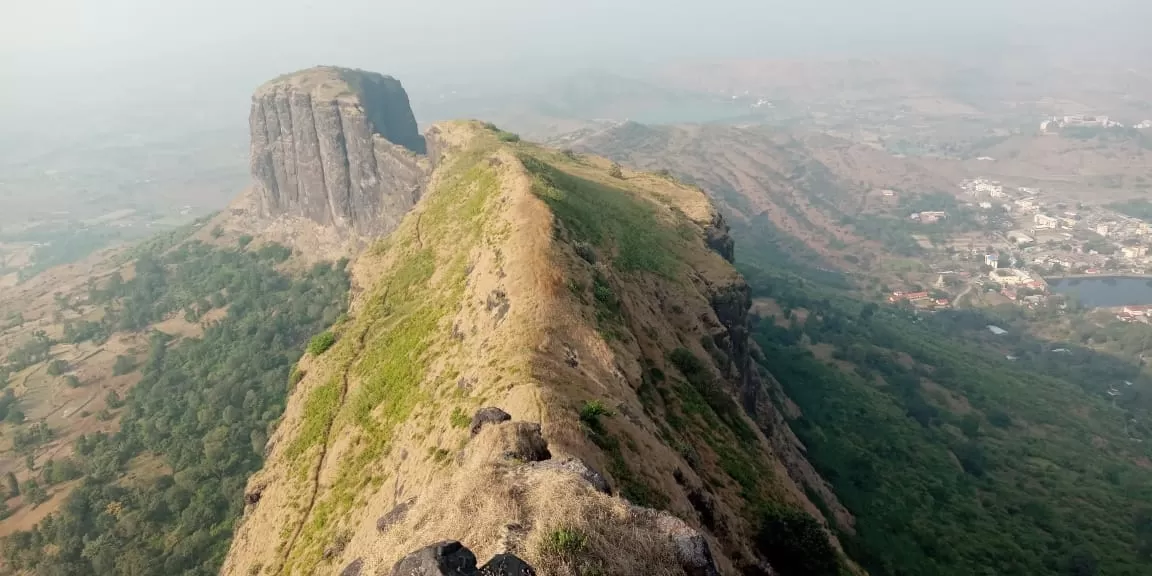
[
  {"left": 0, "top": 478, "right": 83, "bottom": 538},
  {"left": 750, "top": 298, "right": 789, "bottom": 327},
  {"left": 153, "top": 314, "right": 204, "bottom": 339},
  {"left": 808, "top": 343, "right": 858, "bottom": 374},
  {"left": 920, "top": 380, "right": 972, "bottom": 414}
]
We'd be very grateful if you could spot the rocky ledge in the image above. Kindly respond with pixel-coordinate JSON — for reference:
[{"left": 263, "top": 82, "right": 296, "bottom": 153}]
[{"left": 249, "top": 66, "right": 429, "bottom": 236}]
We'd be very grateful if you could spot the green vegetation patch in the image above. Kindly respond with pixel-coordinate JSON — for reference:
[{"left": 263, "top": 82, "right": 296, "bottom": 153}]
[
  {"left": 1, "top": 241, "right": 349, "bottom": 575},
  {"left": 747, "top": 257, "right": 1152, "bottom": 576},
  {"left": 307, "top": 331, "right": 336, "bottom": 355},
  {"left": 579, "top": 398, "right": 668, "bottom": 509},
  {"left": 283, "top": 138, "right": 503, "bottom": 573},
  {"left": 518, "top": 152, "right": 684, "bottom": 276}
]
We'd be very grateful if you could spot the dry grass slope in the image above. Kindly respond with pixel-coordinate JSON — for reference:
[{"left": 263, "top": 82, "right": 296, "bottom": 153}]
[{"left": 222, "top": 122, "right": 846, "bottom": 576}]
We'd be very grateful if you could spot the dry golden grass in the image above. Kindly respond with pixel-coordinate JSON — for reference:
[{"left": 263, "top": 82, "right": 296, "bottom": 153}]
[{"left": 223, "top": 121, "right": 842, "bottom": 576}]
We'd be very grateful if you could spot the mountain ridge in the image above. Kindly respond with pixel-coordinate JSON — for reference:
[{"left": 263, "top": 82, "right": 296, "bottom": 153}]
[{"left": 222, "top": 119, "right": 854, "bottom": 575}]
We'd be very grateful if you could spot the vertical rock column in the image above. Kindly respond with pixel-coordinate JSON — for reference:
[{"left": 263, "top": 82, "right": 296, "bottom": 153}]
[{"left": 247, "top": 66, "right": 428, "bottom": 236}]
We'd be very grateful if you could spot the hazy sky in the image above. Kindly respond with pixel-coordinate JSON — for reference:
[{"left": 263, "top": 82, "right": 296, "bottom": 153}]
[{"left": 3, "top": 0, "right": 1151, "bottom": 137}]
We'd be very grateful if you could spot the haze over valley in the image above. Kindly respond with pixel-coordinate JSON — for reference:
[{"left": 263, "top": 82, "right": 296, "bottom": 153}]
[{"left": 2, "top": 2, "right": 1152, "bottom": 575}]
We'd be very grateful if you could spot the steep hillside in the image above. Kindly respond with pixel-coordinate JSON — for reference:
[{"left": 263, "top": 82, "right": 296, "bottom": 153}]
[
  {"left": 223, "top": 121, "right": 853, "bottom": 576},
  {"left": 561, "top": 122, "right": 959, "bottom": 278},
  {"left": 0, "top": 225, "right": 351, "bottom": 574}
]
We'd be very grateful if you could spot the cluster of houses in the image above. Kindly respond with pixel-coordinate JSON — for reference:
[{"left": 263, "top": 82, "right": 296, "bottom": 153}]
[
  {"left": 962, "top": 178, "right": 1009, "bottom": 198},
  {"left": 887, "top": 290, "right": 950, "bottom": 307},
  {"left": 910, "top": 211, "right": 948, "bottom": 223},
  {"left": 1117, "top": 305, "right": 1152, "bottom": 323},
  {"left": 1040, "top": 115, "right": 1125, "bottom": 132},
  {"left": 960, "top": 177, "right": 1152, "bottom": 272}
]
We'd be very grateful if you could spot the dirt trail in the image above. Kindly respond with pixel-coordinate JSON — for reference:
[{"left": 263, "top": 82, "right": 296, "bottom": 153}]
[{"left": 275, "top": 290, "right": 377, "bottom": 575}]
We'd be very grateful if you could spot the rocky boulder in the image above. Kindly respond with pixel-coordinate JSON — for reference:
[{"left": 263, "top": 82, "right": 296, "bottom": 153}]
[
  {"left": 249, "top": 66, "right": 428, "bottom": 236},
  {"left": 389, "top": 542, "right": 537, "bottom": 576},
  {"left": 469, "top": 407, "right": 512, "bottom": 436},
  {"left": 477, "top": 553, "right": 537, "bottom": 576},
  {"left": 389, "top": 541, "right": 477, "bottom": 576}
]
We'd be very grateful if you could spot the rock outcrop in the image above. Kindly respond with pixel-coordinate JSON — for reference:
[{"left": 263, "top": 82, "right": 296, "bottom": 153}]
[
  {"left": 249, "top": 66, "right": 429, "bottom": 236},
  {"left": 388, "top": 541, "right": 539, "bottom": 576}
]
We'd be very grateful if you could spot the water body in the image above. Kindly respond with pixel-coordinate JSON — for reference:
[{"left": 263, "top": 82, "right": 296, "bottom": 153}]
[{"left": 1047, "top": 276, "right": 1152, "bottom": 308}]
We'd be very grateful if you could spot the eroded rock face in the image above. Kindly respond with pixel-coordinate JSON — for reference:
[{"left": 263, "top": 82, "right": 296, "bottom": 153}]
[
  {"left": 249, "top": 66, "right": 428, "bottom": 236},
  {"left": 705, "top": 212, "right": 736, "bottom": 263}
]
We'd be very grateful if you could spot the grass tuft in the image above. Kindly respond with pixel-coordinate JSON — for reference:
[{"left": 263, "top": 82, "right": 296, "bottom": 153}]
[
  {"left": 449, "top": 407, "right": 470, "bottom": 429},
  {"left": 306, "top": 332, "right": 336, "bottom": 356},
  {"left": 579, "top": 400, "right": 614, "bottom": 428}
]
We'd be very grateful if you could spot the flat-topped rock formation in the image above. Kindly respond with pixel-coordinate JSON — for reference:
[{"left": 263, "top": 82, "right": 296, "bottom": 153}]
[{"left": 249, "top": 66, "right": 428, "bottom": 236}]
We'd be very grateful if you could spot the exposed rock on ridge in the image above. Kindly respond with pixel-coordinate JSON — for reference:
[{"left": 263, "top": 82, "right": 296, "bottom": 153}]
[
  {"left": 222, "top": 121, "right": 853, "bottom": 576},
  {"left": 249, "top": 66, "right": 429, "bottom": 236}
]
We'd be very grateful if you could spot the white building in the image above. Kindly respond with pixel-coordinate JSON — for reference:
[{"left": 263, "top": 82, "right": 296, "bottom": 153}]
[
  {"left": 1034, "top": 214, "right": 1058, "bottom": 229},
  {"left": 979, "top": 201, "right": 993, "bottom": 209},
  {"left": 1015, "top": 198, "right": 1039, "bottom": 213},
  {"left": 1097, "top": 224, "right": 1111, "bottom": 237},
  {"left": 990, "top": 268, "right": 1035, "bottom": 286},
  {"left": 1122, "top": 245, "right": 1148, "bottom": 258},
  {"left": 916, "top": 211, "right": 948, "bottom": 223}
]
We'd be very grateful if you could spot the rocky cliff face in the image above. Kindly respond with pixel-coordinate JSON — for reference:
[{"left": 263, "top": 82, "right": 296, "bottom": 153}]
[{"left": 249, "top": 67, "right": 428, "bottom": 236}]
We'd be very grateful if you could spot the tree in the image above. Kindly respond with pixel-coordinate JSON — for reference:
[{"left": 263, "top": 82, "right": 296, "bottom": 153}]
[
  {"left": 5, "top": 472, "right": 19, "bottom": 497},
  {"left": 105, "top": 390, "right": 124, "bottom": 409},
  {"left": 1068, "top": 550, "right": 1099, "bottom": 576},
  {"left": 23, "top": 479, "right": 47, "bottom": 507},
  {"left": 46, "top": 359, "right": 69, "bottom": 376},
  {"left": 6, "top": 409, "right": 24, "bottom": 425},
  {"left": 755, "top": 508, "right": 841, "bottom": 576},
  {"left": 608, "top": 163, "right": 624, "bottom": 179},
  {"left": 112, "top": 355, "right": 135, "bottom": 376},
  {"left": 960, "top": 414, "right": 982, "bottom": 438}
]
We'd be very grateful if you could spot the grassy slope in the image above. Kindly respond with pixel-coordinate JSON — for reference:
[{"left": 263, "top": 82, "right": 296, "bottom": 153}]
[{"left": 225, "top": 122, "right": 847, "bottom": 576}]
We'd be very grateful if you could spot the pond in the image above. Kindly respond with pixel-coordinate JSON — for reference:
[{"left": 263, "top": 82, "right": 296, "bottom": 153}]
[{"left": 1047, "top": 276, "right": 1152, "bottom": 308}]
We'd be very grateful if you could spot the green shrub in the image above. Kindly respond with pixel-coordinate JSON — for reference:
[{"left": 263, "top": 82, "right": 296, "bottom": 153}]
[
  {"left": 289, "top": 367, "right": 306, "bottom": 387},
  {"left": 579, "top": 400, "right": 613, "bottom": 427},
  {"left": 449, "top": 407, "right": 470, "bottom": 429},
  {"left": 541, "top": 527, "right": 587, "bottom": 560},
  {"left": 307, "top": 331, "right": 336, "bottom": 356},
  {"left": 429, "top": 447, "right": 451, "bottom": 463},
  {"left": 755, "top": 508, "right": 841, "bottom": 576},
  {"left": 497, "top": 131, "right": 521, "bottom": 143},
  {"left": 46, "top": 359, "right": 68, "bottom": 376},
  {"left": 105, "top": 390, "right": 125, "bottom": 409},
  {"left": 112, "top": 355, "right": 136, "bottom": 376}
]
